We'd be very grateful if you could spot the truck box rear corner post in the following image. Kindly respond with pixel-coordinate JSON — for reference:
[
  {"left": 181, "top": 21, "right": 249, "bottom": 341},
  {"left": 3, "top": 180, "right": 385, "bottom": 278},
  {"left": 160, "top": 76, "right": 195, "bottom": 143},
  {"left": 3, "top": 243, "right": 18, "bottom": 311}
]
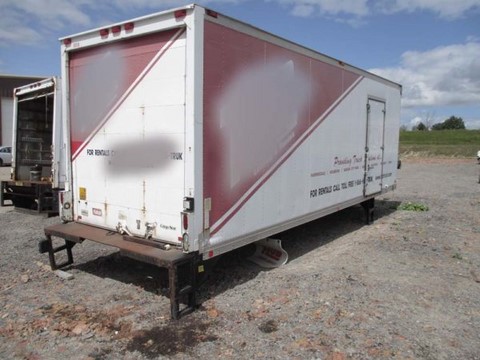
[{"left": 184, "top": 5, "right": 205, "bottom": 255}]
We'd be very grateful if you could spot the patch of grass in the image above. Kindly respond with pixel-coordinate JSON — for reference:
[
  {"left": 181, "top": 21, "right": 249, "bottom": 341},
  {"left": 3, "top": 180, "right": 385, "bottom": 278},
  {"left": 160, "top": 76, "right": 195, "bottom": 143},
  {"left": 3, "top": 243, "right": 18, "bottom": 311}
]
[
  {"left": 399, "top": 130, "right": 480, "bottom": 158},
  {"left": 397, "top": 202, "right": 429, "bottom": 212},
  {"left": 452, "top": 253, "right": 463, "bottom": 260}
]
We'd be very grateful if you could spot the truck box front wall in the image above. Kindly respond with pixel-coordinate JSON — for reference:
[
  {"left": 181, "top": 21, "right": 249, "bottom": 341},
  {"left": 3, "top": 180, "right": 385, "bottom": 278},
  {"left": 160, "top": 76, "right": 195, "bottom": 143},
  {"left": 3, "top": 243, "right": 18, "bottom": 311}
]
[
  {"left": 69, "top": 28, "right": 187, "bottom": 244},
  {"left": 203, "top": 21, "right": 400, "bottom": 255}
]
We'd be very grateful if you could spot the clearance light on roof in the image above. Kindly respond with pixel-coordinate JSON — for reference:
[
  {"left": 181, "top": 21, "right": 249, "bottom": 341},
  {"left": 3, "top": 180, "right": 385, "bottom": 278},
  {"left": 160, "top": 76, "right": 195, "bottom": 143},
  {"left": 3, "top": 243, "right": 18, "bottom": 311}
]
[
  {"left": 99, "top": 28, "right": 109, "bottom": 37},
  {"left": 63, "top": 38, "right": 72, "bottom": 46},
  {"left": 124, "top": 22, "right": 134, "bottom": 31},
  {"left": 206, "top": 9, "right": 218, "bottom": 18},
  {"left": 111, "top": 25, "right": 121, "bottom": 34},
  {"left": 174, "top": 9, "right": 187, "bottom": 19}
]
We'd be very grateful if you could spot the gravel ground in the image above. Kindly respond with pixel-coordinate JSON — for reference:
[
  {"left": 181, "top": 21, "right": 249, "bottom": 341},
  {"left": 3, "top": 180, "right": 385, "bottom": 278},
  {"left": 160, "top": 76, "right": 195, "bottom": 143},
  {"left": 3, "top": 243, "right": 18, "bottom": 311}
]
[{"left": 0, "top": 159, "right": 479, "bottom": 360}]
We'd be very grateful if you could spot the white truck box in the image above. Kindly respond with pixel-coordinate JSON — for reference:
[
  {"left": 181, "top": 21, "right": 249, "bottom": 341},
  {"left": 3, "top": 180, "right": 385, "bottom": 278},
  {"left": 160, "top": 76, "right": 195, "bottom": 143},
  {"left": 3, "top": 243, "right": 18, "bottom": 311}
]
[
  {"left": 1, "top": 77, "right": 65, "bottom": 214},
  {"left": 43, "top": 4, "right": 400, "bottom": 317}
]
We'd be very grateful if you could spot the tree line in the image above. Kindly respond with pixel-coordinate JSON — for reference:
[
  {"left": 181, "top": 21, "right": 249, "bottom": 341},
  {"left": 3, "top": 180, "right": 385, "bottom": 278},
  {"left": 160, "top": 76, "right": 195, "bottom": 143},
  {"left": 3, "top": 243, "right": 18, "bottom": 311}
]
[{"left": 406, "top": 116, "right": 466, "bottom": 131}]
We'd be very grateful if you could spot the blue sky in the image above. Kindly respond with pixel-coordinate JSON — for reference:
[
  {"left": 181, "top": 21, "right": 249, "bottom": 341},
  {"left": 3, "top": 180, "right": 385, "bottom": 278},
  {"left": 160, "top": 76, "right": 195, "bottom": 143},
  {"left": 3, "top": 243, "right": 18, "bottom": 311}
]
[{"left": 1, "top": 0, "right": 479, "bottom": 129}]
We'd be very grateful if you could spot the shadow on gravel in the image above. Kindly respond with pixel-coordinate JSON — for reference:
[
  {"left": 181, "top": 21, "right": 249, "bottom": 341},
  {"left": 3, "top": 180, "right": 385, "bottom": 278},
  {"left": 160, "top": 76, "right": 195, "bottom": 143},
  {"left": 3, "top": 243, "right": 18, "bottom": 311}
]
[
  {"left": 72, "top": 200, "right": 400, "bottom": 308},
  {"left": 73, "top": 253, "right": 170, "bottom": 295},
  {"left": 278, "top": 199, "right": 400, "bottom": 262}
]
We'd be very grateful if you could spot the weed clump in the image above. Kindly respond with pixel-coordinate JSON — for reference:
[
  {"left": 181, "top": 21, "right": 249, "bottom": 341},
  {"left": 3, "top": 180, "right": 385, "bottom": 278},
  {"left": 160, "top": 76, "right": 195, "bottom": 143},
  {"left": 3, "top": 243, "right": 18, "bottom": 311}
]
[{"left": 397, "top": 202, "right": 429, "bottom": 212}]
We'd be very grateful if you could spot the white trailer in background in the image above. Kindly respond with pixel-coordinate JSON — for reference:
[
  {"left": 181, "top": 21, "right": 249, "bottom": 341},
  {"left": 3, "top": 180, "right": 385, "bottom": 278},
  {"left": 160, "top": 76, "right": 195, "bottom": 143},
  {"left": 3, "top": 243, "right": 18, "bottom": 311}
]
[
  {"left": 41, "top": 4, "right": 401, "bottom": 318},
  {"left": 1, "top": 77, "right": 65, "bottom": 215}
]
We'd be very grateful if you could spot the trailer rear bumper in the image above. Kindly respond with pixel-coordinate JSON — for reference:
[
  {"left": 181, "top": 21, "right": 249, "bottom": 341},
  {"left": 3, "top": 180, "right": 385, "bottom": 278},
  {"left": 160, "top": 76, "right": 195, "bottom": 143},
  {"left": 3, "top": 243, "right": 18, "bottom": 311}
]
[{"left": 41, "top": 222, "right": 200, "bottom": 319}]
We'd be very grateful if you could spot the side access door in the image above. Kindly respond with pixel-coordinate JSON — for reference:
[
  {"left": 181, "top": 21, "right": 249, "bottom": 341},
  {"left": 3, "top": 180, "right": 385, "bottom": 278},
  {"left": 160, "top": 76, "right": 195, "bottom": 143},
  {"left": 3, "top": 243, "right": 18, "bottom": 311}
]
[{"left": 364, "top": 98, "right": 386, "bottom": 196}]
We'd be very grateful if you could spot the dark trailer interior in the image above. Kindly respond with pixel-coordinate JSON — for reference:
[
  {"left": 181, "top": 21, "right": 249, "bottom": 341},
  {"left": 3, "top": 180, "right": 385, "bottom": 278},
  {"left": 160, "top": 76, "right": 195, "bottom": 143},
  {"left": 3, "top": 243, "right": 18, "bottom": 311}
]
[
  {"left": 0, "top": 86, "right": 58, "bottom": 215},
  {"left": 15, "top": 89, "right": 54, "bottom": 181}
]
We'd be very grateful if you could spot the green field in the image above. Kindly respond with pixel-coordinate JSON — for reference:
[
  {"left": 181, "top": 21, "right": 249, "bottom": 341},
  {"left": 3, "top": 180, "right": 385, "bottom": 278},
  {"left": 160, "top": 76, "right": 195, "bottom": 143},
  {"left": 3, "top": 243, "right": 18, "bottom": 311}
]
[{"left": 399, "top": 130, "right": 480, "bottom": 158}]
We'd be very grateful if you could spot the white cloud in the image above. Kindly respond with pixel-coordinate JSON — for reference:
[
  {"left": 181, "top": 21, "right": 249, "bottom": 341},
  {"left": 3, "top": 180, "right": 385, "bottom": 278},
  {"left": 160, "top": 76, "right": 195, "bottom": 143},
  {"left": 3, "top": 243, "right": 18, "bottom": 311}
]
[
  {"left": 14, "top": 0, "right": 92, "bottom": 28},
  {"left": 1, "top": 0, "right": 478, "bottom": 46},
  {"left": 291, "top": 4, "right": 315, "bottom": 17},
  {"left": 409, "top": 116, "right": 422, "bottom": 127},
  {"left": 271, "top": 0, "right": 369, "bottom": 17},
  {"left": 464, "top": 117, "right": 480, "bottom": 129},
  {"left": 377, "top": 0, "right": 480, "bottom": 19},
  {"left": 269, "top": 0, "right": 479, "bottom": 25},
  {"left": 111, "top": 0, "right": 242, "bottom": 10},
  {"left": 0, "top": 13, "right": 43, "bottom": 46},
  {"left": 369, "top": 41, "right": 480, "bottom": 108},
  {"left": 0, "top": 0, "right": 243, "bottom": 46},
  {"left": 0, "top": 0, "right": 96, "bottom": 46},
  {"left": 467, "top": 35, "right": 480, "bottom": 42}
]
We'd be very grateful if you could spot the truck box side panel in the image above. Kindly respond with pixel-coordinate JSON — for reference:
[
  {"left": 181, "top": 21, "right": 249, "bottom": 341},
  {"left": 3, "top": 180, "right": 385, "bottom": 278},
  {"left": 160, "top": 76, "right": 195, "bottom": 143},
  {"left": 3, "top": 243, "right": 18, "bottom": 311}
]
[
  {"left": 209, "top": 78, "right": 400, "bottom": 252},
  {"left": 204, "top": 22, "right": 359, "bottom": 231},
  {"left": 203, "top": 20, "right": 362, "bottom": 233},
  {"left": 202, "top": 19, "right": 400, "bottom": 255},
  {"left": 70, "top": 28, "right": 187, "bottom": 243}
]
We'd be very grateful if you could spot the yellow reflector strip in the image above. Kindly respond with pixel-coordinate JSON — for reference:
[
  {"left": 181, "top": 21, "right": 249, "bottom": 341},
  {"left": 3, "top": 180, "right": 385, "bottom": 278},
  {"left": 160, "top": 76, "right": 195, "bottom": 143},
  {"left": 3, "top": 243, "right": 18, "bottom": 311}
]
[{"left": 79, "top": 187, "right": 86, "bottom": 200}]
